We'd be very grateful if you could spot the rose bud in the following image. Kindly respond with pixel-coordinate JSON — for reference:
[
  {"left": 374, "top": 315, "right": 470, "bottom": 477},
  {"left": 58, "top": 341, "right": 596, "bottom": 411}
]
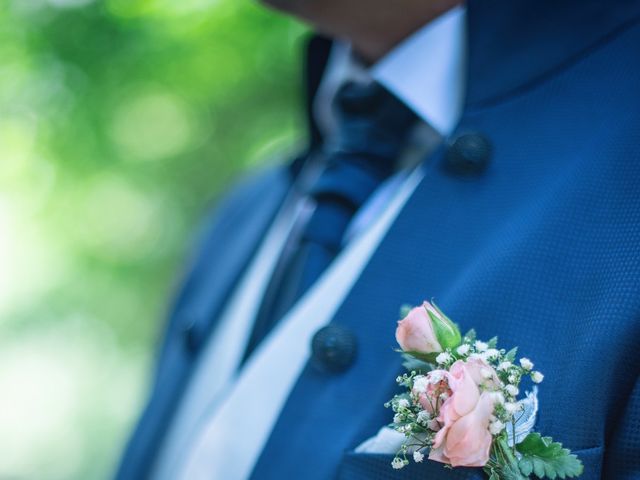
[{"left": 395, "top": 301, "right": 462, "bottom": 354}]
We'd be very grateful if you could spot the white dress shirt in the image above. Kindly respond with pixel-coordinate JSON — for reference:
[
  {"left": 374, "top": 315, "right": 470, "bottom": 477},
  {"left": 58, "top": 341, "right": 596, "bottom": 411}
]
[{"left": 152, "top": 6, "right": 466, "bottom": 479}]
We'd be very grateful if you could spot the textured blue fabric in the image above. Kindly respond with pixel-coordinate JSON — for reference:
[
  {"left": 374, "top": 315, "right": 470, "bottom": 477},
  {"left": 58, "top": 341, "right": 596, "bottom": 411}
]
[
  {"left": 116, "top": 1, "right": 640, "bottom": 479},
  {"left": 249, "top": 6, "right": 640, "bottom": 480}
]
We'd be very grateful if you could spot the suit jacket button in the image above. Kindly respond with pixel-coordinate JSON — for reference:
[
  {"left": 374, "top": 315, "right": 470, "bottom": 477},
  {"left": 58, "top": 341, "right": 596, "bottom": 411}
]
[
  {"left": 311, "top": 325, "right": 357, "bottom": 373},
  {"left": 445, "top": 133, "right": 492, "bottom": 174}
]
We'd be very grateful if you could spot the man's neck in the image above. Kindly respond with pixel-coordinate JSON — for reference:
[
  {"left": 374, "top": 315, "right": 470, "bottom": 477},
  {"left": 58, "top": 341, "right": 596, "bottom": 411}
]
[
  {"left": 347, "top": 0, "right": 463, "bottom": 63},
  {"left": 269, "top": 0, "right": 463, "bottom": 64}
]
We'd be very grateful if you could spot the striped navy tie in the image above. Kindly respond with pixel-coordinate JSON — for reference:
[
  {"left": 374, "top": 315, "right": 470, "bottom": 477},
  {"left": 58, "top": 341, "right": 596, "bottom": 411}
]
[{"left": 242, "top": 81, "right": 418, "bottom": 362}]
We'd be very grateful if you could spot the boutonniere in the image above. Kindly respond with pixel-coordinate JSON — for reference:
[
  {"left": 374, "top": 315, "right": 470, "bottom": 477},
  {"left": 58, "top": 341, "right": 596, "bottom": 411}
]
[{"left": 386, "top": 301, "right": 583, "bottom": 479}]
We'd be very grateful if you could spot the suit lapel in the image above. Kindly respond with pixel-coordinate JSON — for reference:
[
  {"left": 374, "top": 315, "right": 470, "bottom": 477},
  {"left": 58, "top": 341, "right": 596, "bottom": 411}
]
[
  {"left": 118, "top": 33, "right": 337, "bottom": 479},
  {"left": 116, "top": 167, "right": 291, "bottom": 480}
]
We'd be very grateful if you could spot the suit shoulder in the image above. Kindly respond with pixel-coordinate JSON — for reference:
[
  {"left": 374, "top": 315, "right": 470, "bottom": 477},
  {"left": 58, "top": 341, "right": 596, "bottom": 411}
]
[
  {"left": 199, "top": 164, "right": 292, "bottom": 240},
  {"left": 211, "top": 164, "right": 290, "bottom": 220}
]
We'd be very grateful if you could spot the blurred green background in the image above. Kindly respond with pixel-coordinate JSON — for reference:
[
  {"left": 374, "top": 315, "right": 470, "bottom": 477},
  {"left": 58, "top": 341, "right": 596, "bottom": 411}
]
[{"left": 0, "top": 0, "right": 306, "bottom": 478}]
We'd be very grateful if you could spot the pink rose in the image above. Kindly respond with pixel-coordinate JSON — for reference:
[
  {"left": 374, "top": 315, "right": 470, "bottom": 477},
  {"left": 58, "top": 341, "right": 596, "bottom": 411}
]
[
  {"left": 395, "top": 301, "right": 461, "bottom": 354},
  {"left": 395, "top": 305, "right": 442, "bottom": 353},
  {"left": 415, "top": 370, "right": 451, "bottom": 414},
  {"left": 431, "top": 392, "right": 496, "bottom": 467},
  {"left": 426, "top": 359, "right": 498, "bottom": 467},
  {"left": 464, "top": 357, "right": 501, "bottom": 389}
]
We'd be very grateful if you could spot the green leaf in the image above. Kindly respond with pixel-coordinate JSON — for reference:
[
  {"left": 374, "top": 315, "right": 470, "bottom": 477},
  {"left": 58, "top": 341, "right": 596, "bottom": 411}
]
[
  {"left": 516, "top": 433, "right": 584, "bottom": 479},
  {"left": 397, "top": 349, "right": 439, "bottom": 364},
  {"left": 487, "top": 336, "right": 499, "bottom": 349},
  {"left": 492, "top": 437, "right": 529, "bottom": 480},
  {"left": 427, "top": 303, "right": 462, "bottom": 349},
  {"left": 499, "top": 462, "right": 530, "bottom": 480},
  {"left": 504, "top": 347, "right": 519, "bottom": 363},
  {"left": 401, "top": 354, "right": 434, "bottom": 373},
  {"left": 463, "top": 328, "right": 477, "bottom": 342}
]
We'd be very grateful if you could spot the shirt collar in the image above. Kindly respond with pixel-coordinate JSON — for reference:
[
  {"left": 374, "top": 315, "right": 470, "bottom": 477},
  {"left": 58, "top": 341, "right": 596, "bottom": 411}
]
[
  {"left": 313, "top": 6, "right": 466, "bottom": 138},
  {"left": 373, "top": 6, "right": 466, "bottom": 136}
]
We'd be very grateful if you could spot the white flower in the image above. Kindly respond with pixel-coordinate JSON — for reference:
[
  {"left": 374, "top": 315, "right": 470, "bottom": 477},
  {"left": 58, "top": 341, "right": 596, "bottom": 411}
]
[
  {"left": 497, "top": 361, "right": 512, "bottom": 371},
  {"left": 490, "top": 391, "right": 505, "bottom": 405},
  {"left": 481, "top": 367, "right": 494, "bottom": 379},
  {"left": 413, "top": 451, "right": 425, "bottom": 463},
  {"left": 505, "top": 402, "right": 521, "bottom": 414},
  {"left": 436, "top": 352, "right": 452, "bottom": 364},
  {"left": 397, "top": 398, "right": 410, "bottom": 409},
  {"left": 456, "top": 344, "right": 470, "bottom": 355},
  {"left": 505, "top": 385, "right": 519, "bottom": 397},
  {"left": 428, "top": 370, "right": 445, "bottom": 384},
  {"left": 393, "top": 413, "right": 402, "bottom": 424},
  {"left": 392, "top": 458, "right": 406, "bottom": 470},
  {"left": 412, "top": 376, "right": 429, "bottom": 394},
  {"left": 469, "top": 352, "right": 489, "bottom": 362},
  {"left": 417, "top": 410, "right": 430, "bottom": 425},
  {"left": 439, "top": 392, "right": 450, "bottom": 401},
  {"left": 485, "top": 348, "right": 500, "bottom": 360},
  {"left": 531, "top": 371, "right": 544, "bottom": 383},
  {"left": 519, "top": 358, "right": 534, "bottom": 370},
  {"left": 474, "top": 341, "right": 488, "bottom": 352},
  {"left": 489, "top": 420, "right": 505, "bottom": 435},
  {"left": 508, "top": 374, "right": 517, "bottom": 384}
]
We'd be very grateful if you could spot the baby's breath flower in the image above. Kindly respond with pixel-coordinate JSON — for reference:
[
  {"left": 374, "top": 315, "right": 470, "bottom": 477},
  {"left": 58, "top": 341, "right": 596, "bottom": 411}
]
[
  {"left": 412, "top": 376, "right": 429, "bottom": 394},
  {"left": 519, "top": 358, "right": 534, "bottom": 370},
  {"left": 508, "top": 374, "right": 517, "bottom": 384},
  {"left": 392, "top": 457, "right": 407, "bottom": 470},
  {"left": 469, "top": 352, "right": 488, "bottom": 362},
  {"left": 417, "top": 410, "right": 430, "bottom": 425},
  {"left": 456, "top": 344, "right": 470, "bottom": 355},
  {"left": 505, "top": 402, "right": 520, "bottom": 414},
  {"left": 490, "top": 391, "right": 505, "bottom": 405},
  {"left": 475, "top": 341, "right": 488, "bottom": 352},
  {"left": 436, "top": 352, "right": 452, "bottom": 364},
  {"left": 505, "top": 385, "right": 519, "bottom": 397},
  {"left": 489, "top": 420, "right": 505, "bottom": 435},
  {"left": 397, "top": 398, "right": 410, "bottom": 409},
  {"left": 481, "top": 367, "right": 494, "bottom": 379},
  {"left": 531, "top": 371, "right": 544, "bottom": 383},
  {"left": 485, "top": 348, "right": 500, "bottom": 360},
  {"left": 393, "top": 413, "right": 402, "bottom": 424},
  {"left": 497, "top": 361, "right": 512, "bottom": 371},
  {"left": 413, "top": 451, "right": 425, "bottom": 463},
  {"left": 428, "top": 371, "right": 445, "bottom": 384}
]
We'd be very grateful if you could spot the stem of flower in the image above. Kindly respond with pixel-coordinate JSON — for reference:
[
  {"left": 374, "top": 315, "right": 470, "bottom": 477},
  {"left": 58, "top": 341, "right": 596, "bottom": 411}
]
[{"left": 497, "top": 436, "right": 518, "bottom": 466}]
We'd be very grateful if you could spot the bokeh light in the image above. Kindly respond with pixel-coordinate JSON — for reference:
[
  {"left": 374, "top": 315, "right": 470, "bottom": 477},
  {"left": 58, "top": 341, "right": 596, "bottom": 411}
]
[{"left": 0, "top": 0, "right": 306, "bottom": 478}]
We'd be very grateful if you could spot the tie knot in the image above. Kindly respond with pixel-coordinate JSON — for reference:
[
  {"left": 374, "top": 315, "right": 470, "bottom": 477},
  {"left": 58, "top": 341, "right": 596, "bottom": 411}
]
[
  {"left": 336, "top": 81, "right": 388, "bottom": 116},
  {"left": 332, "top": 81, "right": 418, "bottom": 165}
]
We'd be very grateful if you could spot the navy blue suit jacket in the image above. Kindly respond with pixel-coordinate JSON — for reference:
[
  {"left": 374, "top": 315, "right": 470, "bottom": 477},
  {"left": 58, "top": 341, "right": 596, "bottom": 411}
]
[{"left": 116, "top": 1, "right": 640, "bottom": 478}]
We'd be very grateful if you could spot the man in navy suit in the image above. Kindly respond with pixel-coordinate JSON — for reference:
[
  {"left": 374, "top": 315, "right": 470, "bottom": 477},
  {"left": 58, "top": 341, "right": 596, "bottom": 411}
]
[{"left": 116, "top": 0, "right": 640, "bottom": 478}]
